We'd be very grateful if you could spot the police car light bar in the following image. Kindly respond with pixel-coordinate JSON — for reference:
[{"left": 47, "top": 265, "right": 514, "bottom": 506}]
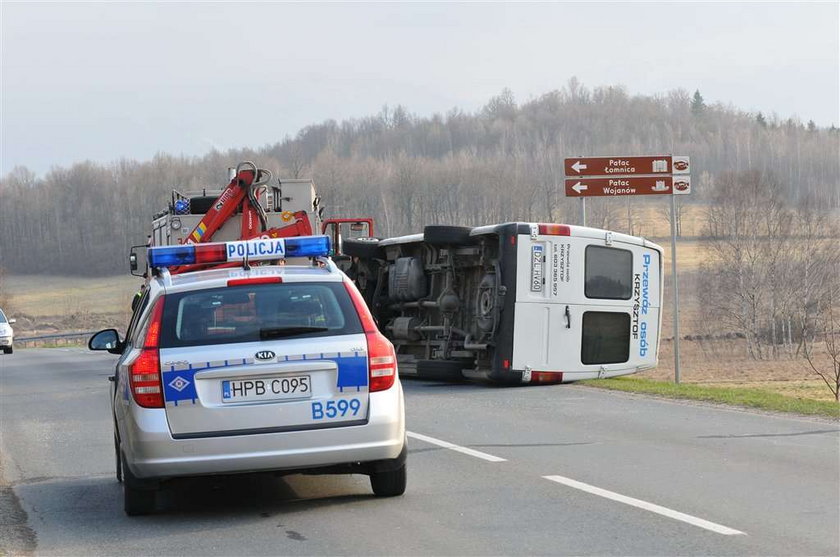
[{"left": 147, "top": 235, "right": 332, "bottom": 268}]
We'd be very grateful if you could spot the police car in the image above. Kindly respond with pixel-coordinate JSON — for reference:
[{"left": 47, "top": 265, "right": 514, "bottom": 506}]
[{"left": 89, "top": 236, "right": 406, "bottom": 515}]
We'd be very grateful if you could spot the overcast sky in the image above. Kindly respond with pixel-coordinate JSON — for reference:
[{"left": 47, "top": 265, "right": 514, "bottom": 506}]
[{"left": 1, "top": 1, "right": 838, "bottom": 175}]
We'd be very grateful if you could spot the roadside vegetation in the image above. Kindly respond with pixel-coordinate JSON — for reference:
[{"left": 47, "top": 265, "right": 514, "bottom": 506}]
[{"left": 580, "top": 377, "right": 840, "bottom": 418}]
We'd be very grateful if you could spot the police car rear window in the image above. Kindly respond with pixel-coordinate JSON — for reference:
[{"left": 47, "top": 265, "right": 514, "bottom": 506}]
[
  {"left": 581, "top": 311, "right": 630, "bottom": 365},
  {"left": 585, "top": 246, "right": 633, "bottom": 300},
  {"left": 159, "top": 282, "right": 363, "bottom": 348}
]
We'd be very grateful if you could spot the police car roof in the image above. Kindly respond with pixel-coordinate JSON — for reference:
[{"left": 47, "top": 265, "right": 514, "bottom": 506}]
[{"left": 158, "top": 263, "right": 344, "bottom": 292}]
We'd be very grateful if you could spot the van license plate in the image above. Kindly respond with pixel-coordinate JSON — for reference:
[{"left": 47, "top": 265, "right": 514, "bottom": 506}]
[{"left": 221, "top": 375, "right": 311, "bottom": 403}]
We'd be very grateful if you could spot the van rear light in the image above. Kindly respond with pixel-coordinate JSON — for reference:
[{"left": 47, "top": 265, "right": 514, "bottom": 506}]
[
  {"left": 129, "top": 297, "right": 165, "bottom": 408},
  {"left": 538, "top": 224, "right": 571, "bottom": 236},
  {"left": 344, "top": 280, "right": 397, "bottom": 392},
  {"left": 531, "top": 371, "right": 564, "bottom": 384}
]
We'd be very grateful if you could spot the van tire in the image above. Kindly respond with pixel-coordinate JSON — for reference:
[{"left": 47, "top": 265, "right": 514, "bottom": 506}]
[
  {"left": 423, "top": 225, "right": 472, "bottom": 246},
  {"left": 416, "top": 359, "right": 466, "bottom": 381},
  {"left": 370, "top": 463, "right": 407, "bottom": 497},
  {"left": 342, "top": 238, "right": 383, "bottom": 259},
  {"left": 122, "top": 454, "right": 156, "bottom": 516},
  {"left": 3, "top": 346, "right": 11, "bottom": 354}
]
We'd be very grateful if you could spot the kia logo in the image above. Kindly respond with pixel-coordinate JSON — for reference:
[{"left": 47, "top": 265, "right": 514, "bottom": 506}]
[{"left": 255, "top": 350, "right": 276, "bottom": 361}]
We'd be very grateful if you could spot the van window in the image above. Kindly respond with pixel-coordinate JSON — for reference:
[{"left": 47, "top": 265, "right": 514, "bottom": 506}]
[
  {"left": 0, "top": 309, "right": 6, "bottom": 324},
  {"left": 585, "top": 246, "right": 633, "bottom": 300},
  {"left": 581, "top": 311, "right": 630, "bottom": 365},
  {"left": 160, "top": 282, "right": 362, "bottom": 348}
]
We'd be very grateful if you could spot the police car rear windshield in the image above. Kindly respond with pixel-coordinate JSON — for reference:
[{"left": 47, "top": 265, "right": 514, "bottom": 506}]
[{"left": 159, "top": 283, "right": 363, "bottom": 348}]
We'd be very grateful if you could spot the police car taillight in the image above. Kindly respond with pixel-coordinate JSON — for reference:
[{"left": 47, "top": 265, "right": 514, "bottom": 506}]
[
  {"left": 538, "top": 224, "right": 571, "bottom": 236},
  {"left": 147, "top": 236, "right": 332, "bottom": 268},
  {"left": 343, "top": 280, "right": 396, "bottom": 392},
  {"left": 129, "top": 297, "right": 165, "bottom": 408}
]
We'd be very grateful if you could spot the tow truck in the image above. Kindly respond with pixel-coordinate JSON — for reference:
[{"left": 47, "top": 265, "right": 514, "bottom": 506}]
[{"left": 136, "top": 162, "right": 665, "bottom": 385}]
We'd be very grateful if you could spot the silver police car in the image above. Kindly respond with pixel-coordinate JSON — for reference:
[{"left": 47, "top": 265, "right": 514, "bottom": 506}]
[{"left": 89, "top": 237, "right": 406, "bottom": 515}]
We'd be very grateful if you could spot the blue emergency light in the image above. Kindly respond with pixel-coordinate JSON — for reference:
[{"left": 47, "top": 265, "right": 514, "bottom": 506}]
[{"left": 147, "top": 235, "right": 332, "bottom": 268}]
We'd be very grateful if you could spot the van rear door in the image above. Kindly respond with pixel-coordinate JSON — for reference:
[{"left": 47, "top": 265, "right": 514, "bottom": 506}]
[{"left": 512, "top": 226, "right": 662, "bottom": 379}]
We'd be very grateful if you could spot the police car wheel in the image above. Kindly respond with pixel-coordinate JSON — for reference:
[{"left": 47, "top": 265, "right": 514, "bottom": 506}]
[
  {"left": 122, "top": 454, "right": 156, "bottom": 516},
  {"left": 370, "top": 463, "right": 407, "bottom": 497},
  {"left": 423, "top": 225, "right": 473, "bottom": 246},
  {"left": 114, "top": 436, "right": 123, "bottom": 483},
  {"left": 3, "top": 347, "right": 11, "bottom": 354}
]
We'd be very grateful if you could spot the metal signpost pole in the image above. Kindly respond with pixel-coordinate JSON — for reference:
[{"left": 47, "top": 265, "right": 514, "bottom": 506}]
[
  {"left": 670, "top": 193, "right": 682, "bottom": 383},
  {"left": 581, "top": 198, "right": 587, "bottom": 227}
]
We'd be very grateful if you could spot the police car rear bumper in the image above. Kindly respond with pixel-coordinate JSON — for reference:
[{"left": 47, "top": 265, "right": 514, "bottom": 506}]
[{"left": 122, "top": 385, "right": 405, "bottom": 480}]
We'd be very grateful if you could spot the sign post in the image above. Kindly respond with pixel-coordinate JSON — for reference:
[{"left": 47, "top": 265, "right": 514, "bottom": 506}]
[
  {"left": 564, "top": 154, "right": 690, "bottom": 383},
  {"left": 669, "top": 194, "right": 682, "bottom": 383}
]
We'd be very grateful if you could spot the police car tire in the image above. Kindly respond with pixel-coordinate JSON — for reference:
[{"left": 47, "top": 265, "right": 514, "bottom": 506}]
[
  {"left": 423, "top": 225, "right": 473, "bottom": 246},
  {"left": 342, "top": 238, "right": 383, "bottom": 259},
  {"left": 122, "top": 454, "right": 156, "bottom": 516},
  {"left": 370, "top": 463, "right": 407, "bottom": 497},
  {"left": 3, "top": 346, "right": 11, "bottom": 354},
  {"left": 114, "top": 435, "right": 123, "bottom": 483},
  {"left": 416, "top": 359, "right": 466, "bottom": 381}
]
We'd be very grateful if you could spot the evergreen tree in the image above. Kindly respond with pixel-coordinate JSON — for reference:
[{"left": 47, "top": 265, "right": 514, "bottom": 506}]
[
  {"left": 690, "top": 89, "right": 706, "bottom": 115},
  {"left": 807, "top": 120, "right": 817, "bottom": 132},
  {"left": 756, "top": 112, "right": 767, "bottom": 128}
]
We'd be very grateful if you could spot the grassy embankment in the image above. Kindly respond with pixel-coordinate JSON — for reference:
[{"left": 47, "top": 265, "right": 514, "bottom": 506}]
[{"left": 580, "top": 377, "right": 839, "bottom": 418}]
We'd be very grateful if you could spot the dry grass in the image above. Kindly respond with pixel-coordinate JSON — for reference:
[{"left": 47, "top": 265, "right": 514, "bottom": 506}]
[{"left": 4, "top": 274, "right": 138, "bottom": 317}]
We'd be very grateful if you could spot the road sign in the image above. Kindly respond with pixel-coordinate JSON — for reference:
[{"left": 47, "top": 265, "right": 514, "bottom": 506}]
[
  {"left": 564, "top": 156, "right": 690, "bottom": 176},
  {"left": 564, "top": 176, "right": 691, "bottom": 197}
]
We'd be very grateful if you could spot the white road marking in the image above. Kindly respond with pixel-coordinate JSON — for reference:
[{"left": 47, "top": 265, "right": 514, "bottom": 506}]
[
  {"left": 407, "top": 431, "right": 507, "bottom": 462},
  {"left": 543, "top": 475, "right": 745, "bottom": 536}
]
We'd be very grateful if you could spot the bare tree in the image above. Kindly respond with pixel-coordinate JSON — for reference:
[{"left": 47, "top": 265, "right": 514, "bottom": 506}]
[{"left": 802, "top": 293, "right": 840, "bottom": 402}]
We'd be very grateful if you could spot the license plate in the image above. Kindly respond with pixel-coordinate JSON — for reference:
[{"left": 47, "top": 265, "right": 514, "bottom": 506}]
[
  {"left": 531, "top": 244, "right": 544, "bottom": 292},
  {"left": 221, "top": 375, "right": 311, "bottom": 403}
]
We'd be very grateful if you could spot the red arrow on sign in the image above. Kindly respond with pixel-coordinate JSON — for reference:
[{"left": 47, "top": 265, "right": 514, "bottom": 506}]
[{"left": 565, "top": 176, "right": 678, "bottom": 197}]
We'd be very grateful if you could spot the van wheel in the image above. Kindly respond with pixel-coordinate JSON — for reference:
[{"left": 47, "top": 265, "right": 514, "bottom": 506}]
[
  {"left": 370, "top": 463, "right": 407, "bottom": 497},
  {"left": 423, "top": 225, "right": 473, "bottom": 246},
  {"left": 342, "top": 237, "right": 383, "bottom": 259},
  {"left": 4, "top": 346, "right": 12, "bottom": 354},
  {"left": 416, "top": 359, "right": 467, "bottom": 381},
  {"left": 122, "top": 454, "right": 156, "bottom": 516}
]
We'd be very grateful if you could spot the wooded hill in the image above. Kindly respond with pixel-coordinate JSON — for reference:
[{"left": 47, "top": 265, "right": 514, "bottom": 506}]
[{"left": 1, "top": 81, "right": 838, "bottom": 276}]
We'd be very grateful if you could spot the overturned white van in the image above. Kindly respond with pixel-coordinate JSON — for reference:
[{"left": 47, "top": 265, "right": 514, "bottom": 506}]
[{"left": 341, "top": 223, "right": 663, "bottom": 384}]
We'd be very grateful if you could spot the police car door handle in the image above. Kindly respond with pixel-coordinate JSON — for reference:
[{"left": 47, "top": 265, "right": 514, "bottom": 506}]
[{"left": 564, "top": 306, "right": 571, "bottom": 329}]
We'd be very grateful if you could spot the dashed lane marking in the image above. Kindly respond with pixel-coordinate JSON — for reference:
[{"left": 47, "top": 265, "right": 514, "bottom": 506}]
[
  {"left": 407, "top": 431, "right": 507, "bottom": 463},
  {"left": 543, "top": 474, "right": 746, "bottom": 536}
]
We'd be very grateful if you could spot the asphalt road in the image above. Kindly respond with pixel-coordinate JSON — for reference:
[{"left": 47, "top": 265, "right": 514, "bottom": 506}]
[{"left": 1, "top": 348, "right": 838, "bottom": 556}]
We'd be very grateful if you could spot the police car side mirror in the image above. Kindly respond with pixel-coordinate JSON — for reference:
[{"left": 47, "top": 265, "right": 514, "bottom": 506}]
[
  {"left": 89, "top": 329, "right": 124, "bottom": 354},
  {"left": 129, "top": 244, "right": 147, "bottom": 277}
]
